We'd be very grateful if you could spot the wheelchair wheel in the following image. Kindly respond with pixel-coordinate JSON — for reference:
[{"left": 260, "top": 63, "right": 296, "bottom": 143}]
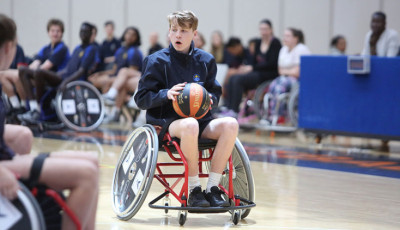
[
  {"left": 253, "top": 81, "right": 271, "bottom": 120},
  {"left": 203, "top": 139, "right": 255, "bottom": 219},
  {"left": 288, "top": 84, "right": 299, "bottom": 127},
  {"left": 223, "top": 139, "right": 255, "bottom": 219},
  {"left": 111, "top": 124, "right": 159, "bottom": 220},
  {"left": 9, "top": 182, "right": 46, "bottom": 230},
  {"left": 55, "top": 81, "right": 105, "bottom": 132}
]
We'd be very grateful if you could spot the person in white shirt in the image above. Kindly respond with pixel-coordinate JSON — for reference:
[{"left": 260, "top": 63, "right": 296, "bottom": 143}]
[
  {"left": 267, "top": 28, "right": 311, "bottom": 124},
  {"left": 361, "top": 11, "right": 400, "bottom": 57}
]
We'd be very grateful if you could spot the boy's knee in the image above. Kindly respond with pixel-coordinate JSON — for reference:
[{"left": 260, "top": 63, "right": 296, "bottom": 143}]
[
  {"left": 181, "top": 117, "right": 199, "bottom": 137},
  {"left": 222, "top": 117, "right": 239, "bottom": 134}
]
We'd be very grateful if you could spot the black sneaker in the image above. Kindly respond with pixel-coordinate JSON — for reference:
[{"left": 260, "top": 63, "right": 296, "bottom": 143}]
[
  {"left": 205, "top": 186, "right": 230, "bottom": 207},
  {"left": 188, "top": 186, "right": 210, "bottom": 207}
]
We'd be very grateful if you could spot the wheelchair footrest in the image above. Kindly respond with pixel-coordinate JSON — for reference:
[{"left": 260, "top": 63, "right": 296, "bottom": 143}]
[{"left": 148, "top": 191, "right": 256, "bottom": 213}]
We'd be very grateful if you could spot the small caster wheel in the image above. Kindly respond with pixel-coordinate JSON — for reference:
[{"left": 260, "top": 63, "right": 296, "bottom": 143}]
[
  {"left": 163, "top": 197, "right": 170, "bottom": 214},
  {"left": 232, "top": 210, "right": 241, "bottom": 225},
  {"left": 164, "top": 202, "right": 169, "bottom": 214},
  {"left": 178, "top": 210, "right": 187, "bottom": 226}
]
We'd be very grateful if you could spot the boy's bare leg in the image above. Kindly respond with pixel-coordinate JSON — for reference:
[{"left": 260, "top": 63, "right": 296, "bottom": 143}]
[
  {"left": 200, "top": 117, "right": 238, "bottom": 173},
  {"left": 168, "top": 117, "right": 199, "bottom": 176},
  {"left": 111, "top": 68, "right": 141, "bottom": 91},
  {"left": 0, "top": 69, "right": 26, "bottom": 99},
  {"left": 1, "top": 154, "right": 99, "bottom": 230},
  {"left": 4, "top": 124, "right": 33, "bottom": 155}
]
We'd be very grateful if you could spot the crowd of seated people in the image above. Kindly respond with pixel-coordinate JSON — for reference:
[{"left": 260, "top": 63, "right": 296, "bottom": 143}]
[{"left": 1, "top": 11, "right": 399, "bottom": 129}]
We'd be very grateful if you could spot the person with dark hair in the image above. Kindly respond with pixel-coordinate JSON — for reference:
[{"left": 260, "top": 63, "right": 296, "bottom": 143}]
[
  {"left": 18, "top": 22, "right": 98, "bottom": 123},
  {"left": 194, "top": 31, "right": 206, "bottom": 49},
  {"left": 95, "top": 26, "right": 143, "bottom": 123},
  {"left": 148, "top": 32, "right": 163, "bottom": 55},
  {"left": 219, "top": 19, "right": 282, "bottom": 118},
  {"left": 330, "top": 35, "right": 346, "bottom": 55},
  {"left": 0, "top": 14, "right": 99, "bottom": 230},
  {"left": 361, "top": 11, "right": 399, "bottom": 57},
  {"left": 101, "top": 21, "right": 121, "bottom": 70},
  {"left": 1, "top": 19, "right": 69, "bottom": 115},
  {"left": 264, "top": 28, "right": 311, "bottom": 124}
]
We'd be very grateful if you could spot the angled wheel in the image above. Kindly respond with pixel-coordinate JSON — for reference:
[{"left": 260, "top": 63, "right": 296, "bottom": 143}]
[
  {"left": 111, "top": 125, "right": 158, "bottom": 220},
  {"left": 288, "top": 83, "right": 299, "bottom": 127},
  {"left": 56, "top": 81, "right": 105, "bottom": 132},
  {"left": 253, "top": 80, "right": 272, "bottom": 120},
  {"left": 220, "top": 139, "right": 255, "bottom": 219},
  {"left": 9, "top": 182, "right": 46, "bottom": 230}
]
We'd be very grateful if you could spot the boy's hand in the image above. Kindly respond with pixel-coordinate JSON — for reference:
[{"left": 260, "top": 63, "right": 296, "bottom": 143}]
[
  {"left": 0, "top": 166, "right": 19, "bottom": 200},
  {"left": 167, "top": 82, "right": 186, "bottom": 101}
]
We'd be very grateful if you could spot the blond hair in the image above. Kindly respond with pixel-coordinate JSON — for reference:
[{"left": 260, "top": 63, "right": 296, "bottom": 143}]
[{"left": 167, "top": 10, "right": 198, "bottom": 31}]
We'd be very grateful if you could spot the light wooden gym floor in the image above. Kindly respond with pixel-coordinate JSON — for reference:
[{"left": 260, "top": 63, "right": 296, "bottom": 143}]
[{"left": 31, "top": 124, "right": 400, "bottom": 230}]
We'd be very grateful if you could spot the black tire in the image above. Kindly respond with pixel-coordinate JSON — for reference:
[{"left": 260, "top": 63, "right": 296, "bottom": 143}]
[
  {"left": 178, "top": 211, "right": 187, "bottom": 226},
  {"left": 111, "top": 125, "right": 159, "bottom": 220}
]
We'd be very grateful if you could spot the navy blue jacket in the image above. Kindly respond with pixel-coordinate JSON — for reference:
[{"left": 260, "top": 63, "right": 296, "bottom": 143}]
[
  {"left": 114, "top": 45, "right": 143, "bottom": 74},
  {"left": 10, "top": 44, "right": 26, "bottom": 69},
  {"left": 34, "top": 41, "right": 70, "bottom": 72},
  {"left": 61, "top": 43, "right": 98, "bottom": 81},
  {"left": 135, "top": 42, "right": 221, "bottom": 127},
  {"left": 101, "top": 37, "right": 121, "bottom": 59}
]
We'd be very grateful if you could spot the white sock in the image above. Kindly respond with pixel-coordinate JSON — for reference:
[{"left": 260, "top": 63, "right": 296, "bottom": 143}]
[
  {"left": 206, "top": 172, "right": 222, "bottom": 193},
  {"left": 188, "top": 175, "right": 201, "bottom": 191},
  {"left": 111, "top": 106, "right": 120, "bottom": 115},
  {"left": 9, "top": 96, "right": 21, "bottom": 108},
  {"left": 21, "top": 100, "right": 26, "bottom": 107},
  {"left": 106, "top": 87, "right": 118, "bottom": 99},
  {"left": 29, "top": 100, "right": 39, "bottom": 111}
]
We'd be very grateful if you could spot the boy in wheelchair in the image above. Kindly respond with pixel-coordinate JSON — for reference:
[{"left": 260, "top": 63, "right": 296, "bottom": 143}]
[
  {"left": 0, "top": 14, "right": 99, "bottom": 230},
  {"left": 18, "top": 22, "right": 99, "bottom": 124},
  {"left": 135, "top": 10, "right": 239, "bottom": 208}
]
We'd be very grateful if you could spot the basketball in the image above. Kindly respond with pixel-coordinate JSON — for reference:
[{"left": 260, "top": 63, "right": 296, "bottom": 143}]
[{"left": 172, "top": 83, "right": 211, "bottom": 119}]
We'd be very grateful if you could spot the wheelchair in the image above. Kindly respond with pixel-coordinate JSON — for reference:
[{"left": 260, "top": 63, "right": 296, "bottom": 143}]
[
  {"left": 111, "top": 124, "right": 256, "bottom": 226},
  {"left": 19, "top": 80, "right": 105, "bottom": 132},
  {"left": 5, "top": 181, "right": 81, "bottom": 230},
  {"left": 252, "top": 80, "right": 299, "bottom": 132}
]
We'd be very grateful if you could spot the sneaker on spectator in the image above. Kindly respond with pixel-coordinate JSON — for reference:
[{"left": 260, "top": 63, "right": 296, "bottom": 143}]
[
  {"left": 216, "top": 109, "right": 238, "bottom": 119},
  {"left": 17, "top": 110, "right": 40, "bottom": 124},
  {"left": 102, "top": 111, "right": 120, "bottom": 124},
  {"left": 102, "top": 94, "right": 115, "bottom": 106},
  {"left": 126, "top": 96, "right": 139, "bottom": 110}
]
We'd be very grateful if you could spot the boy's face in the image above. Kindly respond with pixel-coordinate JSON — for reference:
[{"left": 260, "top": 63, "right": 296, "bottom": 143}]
[
  {"left": 48, "top": 25, "right": 63, "bottom": 44},
  {"left": 169, "top": 20, "right": 196, "bottom": 54},
  {"left": 80, "top": 24, "right": 92, "bottom": 44}
]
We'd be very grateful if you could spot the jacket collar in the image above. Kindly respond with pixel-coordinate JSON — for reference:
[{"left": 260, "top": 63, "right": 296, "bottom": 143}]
[{"left": 169, "top": 41, "right": 195, "bottom": 62}]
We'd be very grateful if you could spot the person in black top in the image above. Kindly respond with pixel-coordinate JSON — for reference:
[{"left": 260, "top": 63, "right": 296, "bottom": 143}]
[
  {"left": 18, "top": 22, "right": 98, "bottom": 123},
  {"left": 219, "top": 19, "right": 282, "bottom": 118},
  {"left": 135, "top": 10, "right": 237, "bottom": 208},
  {"left": 101, "top": 21, "right": 121, "bottom": 70},
  {"left": 148, "top": 32, "right": 163, "bottom": 55},
  {"left": 0, "top": 14, "right": 99, "bottom": 229}
]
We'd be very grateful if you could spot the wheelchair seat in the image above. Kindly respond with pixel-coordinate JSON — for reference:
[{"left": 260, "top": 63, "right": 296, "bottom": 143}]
[{"left": 112, "top": 124, "right": 256, "bottom": 226}]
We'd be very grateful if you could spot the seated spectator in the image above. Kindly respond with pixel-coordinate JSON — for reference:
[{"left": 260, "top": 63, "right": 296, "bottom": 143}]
[
  {"left": 100, "top": 21, "right": 121, "bottom": 70},
  {"left": 18, "top": 22, "right": 98, "bottom": 124},
  {"left": 210, "top": 30, "right": 225, "bottom": 63},
  {"left": 2, "top": 19, "right": 69, "bottom": 116},
  {"left": 0, "top": 43, "right": 27, "bottom": 115},
  {"left": 194, "top": 31, "right": 206, "bottom": 49},
  {"left": 100, "top": 27, "right": 143, "bottom": 123},
  {"left": 0, "top": 14, "right": 99, "bottom": 230},
  {"left": 219, "top": 19, "right": 282, "bottom": 118},
  {"left": 221, "top": 37, "right": 252, "bottom": 98},
  {"left": 330, "top": 35, "right": 346, "bottom": 55},
  {"left": 148, "top": 32, "right": 163, "bottom": 55},
  {"left": 267, "top": 28, "right": 311, "bottom": 123},
  {"left": 361, "top": 11, "right": 399, "bottom": 57}
]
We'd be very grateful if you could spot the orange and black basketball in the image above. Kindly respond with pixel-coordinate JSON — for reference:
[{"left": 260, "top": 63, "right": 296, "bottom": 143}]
[{"left": 172, "top": 83, "right": 211, "bottom": 119}]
